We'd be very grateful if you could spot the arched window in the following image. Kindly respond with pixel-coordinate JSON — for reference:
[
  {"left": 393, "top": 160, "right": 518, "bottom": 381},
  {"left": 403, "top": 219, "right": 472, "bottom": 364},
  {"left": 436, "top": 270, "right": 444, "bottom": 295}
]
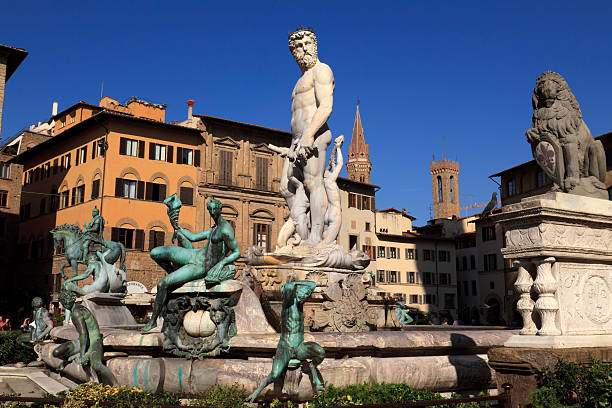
[
  {"left": 179, "top": 181, "right": 195, "bottom": 206},
  {"left": 437, "top": 176, "right": 443, "bottom": 202},
  {"left": 450, "top": 176, "right": 454, "bottom": 203}
]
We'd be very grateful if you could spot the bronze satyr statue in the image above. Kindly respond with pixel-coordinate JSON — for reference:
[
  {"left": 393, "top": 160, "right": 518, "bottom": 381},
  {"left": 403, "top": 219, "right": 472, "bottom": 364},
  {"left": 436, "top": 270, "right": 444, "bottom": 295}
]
[
  {"left": 17, "top": 297, "right": 52, "bottom": 347},
  {"left": 142, "top": 196, "right": 240, "bottom": 332},
  {"left": 248, "top": 280, "right": 324, "bottom": 402},
  {"left": 53, "top": 291, "right": 118, "bottom": 386}
]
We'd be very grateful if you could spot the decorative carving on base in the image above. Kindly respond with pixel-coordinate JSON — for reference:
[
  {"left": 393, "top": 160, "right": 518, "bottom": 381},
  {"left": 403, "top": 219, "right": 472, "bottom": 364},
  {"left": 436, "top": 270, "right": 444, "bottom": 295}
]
[
  {"left": 312, "top": 273, "right": 375, "bottom": 332},
  {"left": 162, "top": 291, "right": 239, "bottom": 358}
]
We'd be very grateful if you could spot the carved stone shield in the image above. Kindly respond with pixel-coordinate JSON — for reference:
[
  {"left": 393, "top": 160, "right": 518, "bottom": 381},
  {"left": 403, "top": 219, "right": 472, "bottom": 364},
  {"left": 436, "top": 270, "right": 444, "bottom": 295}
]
[{"left": 532, "top": 133, "right": 564, "bottom": 189}]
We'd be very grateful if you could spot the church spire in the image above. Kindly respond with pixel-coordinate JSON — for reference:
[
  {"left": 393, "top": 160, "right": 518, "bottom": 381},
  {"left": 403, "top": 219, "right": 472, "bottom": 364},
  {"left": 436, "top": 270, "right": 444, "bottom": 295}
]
[{"left": 346, "top": 102, "right": 372, "bottom": 183}]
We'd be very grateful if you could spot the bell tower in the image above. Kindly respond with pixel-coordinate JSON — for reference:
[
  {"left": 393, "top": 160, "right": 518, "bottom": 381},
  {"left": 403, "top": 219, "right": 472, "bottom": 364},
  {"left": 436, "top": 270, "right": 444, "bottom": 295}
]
[
  {"left": 346, "top": 102, "right": 372, "bottom": 183},
  {"left": 430, "top": 158, "right": 460, "bottom": 219}
]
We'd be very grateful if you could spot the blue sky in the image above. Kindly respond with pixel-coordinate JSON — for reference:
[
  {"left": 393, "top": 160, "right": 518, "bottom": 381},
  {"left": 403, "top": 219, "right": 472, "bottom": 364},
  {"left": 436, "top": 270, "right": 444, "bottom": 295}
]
[{"left": 2, "top": 1, "right": 612, "bottom": 224}]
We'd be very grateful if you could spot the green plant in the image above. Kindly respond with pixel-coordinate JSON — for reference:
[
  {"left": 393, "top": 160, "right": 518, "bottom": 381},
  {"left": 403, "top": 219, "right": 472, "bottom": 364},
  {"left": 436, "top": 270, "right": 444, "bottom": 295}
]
[
  {"left": 0, "top": 331, "right": 36, "bottom": 365},
  {"left": 0, "top": 393, "right": 46, "bottom": 408},
  {"left": 62, "top": 383, "right": 180, "bottom": 408},
  {"left": 189, "top": 384, "right": 248, "bottom": 408},
  {"left": 530, "top": 358, "right": 612, "bottom": 408},
  {"left": 310, "top": 383, "right": 472, "bottom": 407}
]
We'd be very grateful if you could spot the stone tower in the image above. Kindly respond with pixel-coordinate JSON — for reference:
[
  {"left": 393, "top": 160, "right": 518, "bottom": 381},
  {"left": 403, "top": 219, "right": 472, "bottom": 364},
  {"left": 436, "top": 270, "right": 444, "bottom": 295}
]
[
  {"left": 430, "top": 158, "right": 460, "bottom": 219},
  {"left": 346, "top": 103, "right": 372, "bottom": 183}
]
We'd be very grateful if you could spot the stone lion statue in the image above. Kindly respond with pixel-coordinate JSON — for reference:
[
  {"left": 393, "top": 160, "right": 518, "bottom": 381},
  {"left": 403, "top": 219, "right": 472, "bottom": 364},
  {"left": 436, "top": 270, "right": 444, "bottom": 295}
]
[{"left": 525, "top": 71, "right": 606, "bottom": 198}]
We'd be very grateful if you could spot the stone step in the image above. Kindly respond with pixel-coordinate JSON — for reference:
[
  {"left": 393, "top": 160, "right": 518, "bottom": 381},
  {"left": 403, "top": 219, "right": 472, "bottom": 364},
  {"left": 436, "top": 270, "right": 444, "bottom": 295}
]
[
  {"left": 3, "top": 376, "right": 46, "bottom": 397},
  {"left": 0, "top": 378, "right": 13, "bottom": 394}
]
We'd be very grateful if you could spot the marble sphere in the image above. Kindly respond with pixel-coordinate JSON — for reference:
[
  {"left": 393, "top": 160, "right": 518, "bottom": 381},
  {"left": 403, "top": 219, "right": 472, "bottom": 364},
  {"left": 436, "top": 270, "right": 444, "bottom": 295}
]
[{"left": 183, "top": 310, "right": 216, "bottom": 337}]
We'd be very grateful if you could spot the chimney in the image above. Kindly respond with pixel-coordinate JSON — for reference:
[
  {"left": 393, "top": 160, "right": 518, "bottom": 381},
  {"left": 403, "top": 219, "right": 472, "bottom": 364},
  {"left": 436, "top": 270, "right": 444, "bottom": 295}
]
[
  {"left": 52, "top": 102, "right": 58, "bottom": 116},
  {"left": 186, "top": 99, "right": 194, "bottom": 119}
]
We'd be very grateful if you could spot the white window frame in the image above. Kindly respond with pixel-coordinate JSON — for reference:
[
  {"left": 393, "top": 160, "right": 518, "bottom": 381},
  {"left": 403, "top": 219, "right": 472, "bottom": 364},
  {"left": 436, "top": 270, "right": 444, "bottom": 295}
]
[
  {"left": 183, "top": 148, "right": 193, "bottom": 165},
  {"left": 123, "top": 180, "right": 137, "bottom": 199},
  {"left": 126, "top": 140, "right": 138, "bottom": 157},
  {"left": 155, "top": 144, "right": 166, "bottom": 161}
]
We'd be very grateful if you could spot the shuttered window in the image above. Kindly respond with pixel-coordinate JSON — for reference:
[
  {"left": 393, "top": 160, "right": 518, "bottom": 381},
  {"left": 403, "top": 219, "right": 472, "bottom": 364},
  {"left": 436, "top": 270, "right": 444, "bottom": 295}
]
[
  {"left": 219, "top": 150, "right": 233, "bottom": 185},
  {"left": 145, "top": 182, "right": 166, "bottom": 202},
  {"left": 148, "top": 230, "right": 165, "bottom": 250},
  {"left": 115, "top": 178, "right": 145, "bottom": 200},
  {"left": 255, "top": 157, "right": 268, "bottom": 190},
  {"left": 91, "top": 179, "right": 100, "bottom": 199},
  {"left": 112, "top": 227, "right": 144, "bottom": 250},
  {"left": 180, "top": 186, "right": 194, "bottom": 205}
]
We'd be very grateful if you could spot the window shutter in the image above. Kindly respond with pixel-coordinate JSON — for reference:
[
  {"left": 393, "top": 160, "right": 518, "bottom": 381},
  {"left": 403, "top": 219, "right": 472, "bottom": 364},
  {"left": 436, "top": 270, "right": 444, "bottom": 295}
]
[
  {"left": 180, "top": 186, "right": 193, "bottom": 205},
  {"left": 220, "top": 150, "right": 232, "bottom": 185},
  {"left": 158, "top": 231, "right": 165, "bottom": 247},
  {"left": 71, "top": 188, "right": 76, "bottom": 206},
  {"left": 82, "top": 146, "right": 87, "bottom": 163},
  {"left": 219, "top": 151, "right": 225, "bottom": 183},
  {"left": 263, "top": 158, "right": 268, "bottom": 189},
  {"left": 138, "top": 141, "right": 145, "bottom": 158},
  {"left": 177, "top": 147, "right": 183, "bottom": 164},
  {"left": 111, "top": 228, "right": 119, "bottom": 242},
  {"left": 167, "top": 146, "right": 173, "bottom": 163},
  {"left": 137, "top": 181, "right": 145, "bottom": 200},
  {"left": 148, "top": 230, "right": 155, "bottom": 251},
  {"left": 91, "top": 179, "right": 100, "bottom": 199},
  {"left": 149, "top": 143, "right": 155, "bottom": 160},
  {"left": 119, "top": 138, "right": 127, "bottom": 155},
  {"left": 159, "top": 184, "right": 166, "bottom": 201},
  {"left": 145, "top": 182, "right": 153, "bottom": 201},
  {"left": 115, "top": 178, "right": 123, "bottom": 197},
  {"left": 194, "top": 150, "right": 200, "bottom": 167},
  {"left": 92, "top": 142, "right": 96, "bottom": 159},
  {"left": 133, "top": 229, "right": 144, "bottom": 250},
  {"left": 252, "top": 224, "right": 257, "bottom": 246}
]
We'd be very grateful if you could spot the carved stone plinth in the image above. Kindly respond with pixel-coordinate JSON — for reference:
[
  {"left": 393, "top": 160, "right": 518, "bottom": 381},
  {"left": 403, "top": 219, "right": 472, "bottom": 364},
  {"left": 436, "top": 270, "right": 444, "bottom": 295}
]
[
  {"left": 245, "top": 265, "right": 378, "bottom": 332},
  {"left": 493, "top": 192, "right": 612, "bottom": 348}
]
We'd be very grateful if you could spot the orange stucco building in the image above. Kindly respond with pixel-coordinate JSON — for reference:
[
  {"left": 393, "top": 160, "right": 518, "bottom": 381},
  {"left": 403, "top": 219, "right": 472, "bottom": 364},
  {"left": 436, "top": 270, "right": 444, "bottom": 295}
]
[{"left": 12, "top": 97, "right": 293, "bottom": 305}]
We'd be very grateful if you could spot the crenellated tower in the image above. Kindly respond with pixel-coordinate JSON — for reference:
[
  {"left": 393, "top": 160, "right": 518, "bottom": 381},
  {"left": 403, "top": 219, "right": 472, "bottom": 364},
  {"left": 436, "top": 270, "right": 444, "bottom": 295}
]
[
  {"left": 346, "top": 103, "right": 372, "bottom": 183},
  {"left": 430, "top": 158, "right": 460, "bottom": 219}
]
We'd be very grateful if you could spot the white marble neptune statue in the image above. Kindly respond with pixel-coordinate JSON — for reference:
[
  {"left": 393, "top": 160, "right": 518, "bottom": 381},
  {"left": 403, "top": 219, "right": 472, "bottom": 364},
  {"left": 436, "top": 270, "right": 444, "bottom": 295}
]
[{"left": 247, "top": 27, "right": 369, "bottom": 271}]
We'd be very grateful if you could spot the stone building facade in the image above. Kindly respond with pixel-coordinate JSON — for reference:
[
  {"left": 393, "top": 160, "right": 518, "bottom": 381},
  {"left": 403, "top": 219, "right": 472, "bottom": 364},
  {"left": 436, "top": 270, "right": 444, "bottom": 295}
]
[
  {"left": 430, "top": 158, "right": 460, "bottom": 219},
  {"left": 336, "top": 176, "right": 378, "bottom": 277},
  {"left": 375, "top": 209, "right": 458, "bottom": 319}
]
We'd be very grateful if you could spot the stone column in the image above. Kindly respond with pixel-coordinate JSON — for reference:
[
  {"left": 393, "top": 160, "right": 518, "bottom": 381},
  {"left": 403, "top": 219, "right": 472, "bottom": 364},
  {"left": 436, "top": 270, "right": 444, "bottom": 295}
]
[
  {"left": 532, "top": 257, "right": 560, "bottom": 336},
  {"left": 513, "top": 260, "right": 537, "bottom": 335}
]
